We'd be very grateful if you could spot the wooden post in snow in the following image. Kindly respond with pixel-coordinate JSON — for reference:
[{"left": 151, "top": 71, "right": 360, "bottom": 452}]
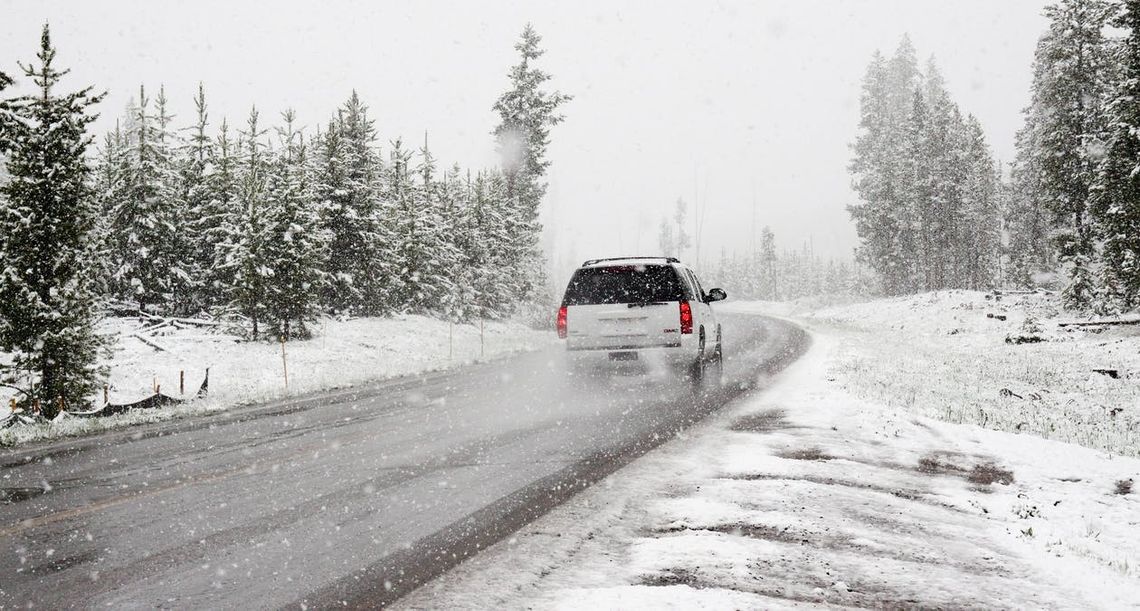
[
  {"left": 480, "top": 318, "right": 485, "bottom": 359},
  {"left": 280, "top": 336, "right": 289, "bottom": 389},
  {"left": 449, "top": 320, "right": 454, "bottom": 361},
  {"left": 179, "top": 370, "right": 185, "bottom": 395}
]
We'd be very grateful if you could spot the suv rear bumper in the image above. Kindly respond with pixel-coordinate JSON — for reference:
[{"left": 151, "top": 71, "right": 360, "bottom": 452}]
[
  {"left": 566, "top": 341, "right": 681, "bottom": 351},
  {"left": 565, "top": 342, "right": 697, "bottom": 373}
]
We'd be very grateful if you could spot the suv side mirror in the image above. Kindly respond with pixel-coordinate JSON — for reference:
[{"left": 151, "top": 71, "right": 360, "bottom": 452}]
[{"left": 706, "top": 288, "right": 727, "bottom": 303}]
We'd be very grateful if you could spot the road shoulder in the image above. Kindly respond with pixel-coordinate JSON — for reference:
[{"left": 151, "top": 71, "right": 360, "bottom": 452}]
[{"left": 396, "top": 329, "right": 1140, "bottom": 609}]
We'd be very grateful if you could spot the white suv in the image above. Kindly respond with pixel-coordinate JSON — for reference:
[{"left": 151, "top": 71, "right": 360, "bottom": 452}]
[{"left": 556, "top": 257, "right": 726, "bottom": 383}]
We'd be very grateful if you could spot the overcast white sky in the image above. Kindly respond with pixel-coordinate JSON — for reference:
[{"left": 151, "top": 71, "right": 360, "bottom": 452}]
[{"left": 2, "top": 0, "right": 1050, "bottom": 282}]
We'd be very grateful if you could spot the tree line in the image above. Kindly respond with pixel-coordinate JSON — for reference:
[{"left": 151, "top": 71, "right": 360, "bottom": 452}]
[
  {"left": 0, "top": 24, "right": 569, "bottom": 413},
  {"left": 1007, "top": 0, "right": 1140, "bottom": 313},
  {"left": 853, "top": 3, "right": 1140, "bottom": 315},
  {"left": 847, "top": 36, "right": 1002, "bottom": 297},
  {"left": 706, "top": 226, "right": 871, "bottom": 302}
]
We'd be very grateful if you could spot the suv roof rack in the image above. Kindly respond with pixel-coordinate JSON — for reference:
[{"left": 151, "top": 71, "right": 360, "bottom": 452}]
[{"left": 581, "top": 256, "right": 681, "bottom": 267}]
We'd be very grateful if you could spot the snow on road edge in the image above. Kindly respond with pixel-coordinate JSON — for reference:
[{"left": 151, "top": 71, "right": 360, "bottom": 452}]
[{"left": 397, "top": 327, "right": 1140, "bottom": 610}]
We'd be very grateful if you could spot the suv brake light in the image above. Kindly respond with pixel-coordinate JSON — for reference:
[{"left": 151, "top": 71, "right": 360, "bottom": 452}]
[
  {"left": 679, "top": 301, "right": 693, "bottom": 334},
  {"left": 557, "top": 306, "right": 568, "bottom": 338}
]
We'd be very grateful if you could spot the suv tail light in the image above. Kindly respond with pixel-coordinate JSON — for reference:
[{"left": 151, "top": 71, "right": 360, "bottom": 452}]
[
  {"left": 679, "top": 301, "right": 693, "bottom": 334},
  {"left": 557, "top": 306, "right": 568, "bottom": 338}
]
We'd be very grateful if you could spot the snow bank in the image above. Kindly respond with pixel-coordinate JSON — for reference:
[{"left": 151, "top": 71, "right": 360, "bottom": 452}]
[
  {"left": 397, "top": 332, "right": 1140, "bottom": 609},
  {"left": 1, "top": 315, "right": 554, "bottom": 446},
  {"left": 774, "top": 290, "right": 1139, "bottom": 458}
]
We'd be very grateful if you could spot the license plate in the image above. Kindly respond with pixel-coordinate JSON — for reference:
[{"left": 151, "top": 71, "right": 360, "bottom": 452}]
[{"left": 609, "top": 351, "right": 638, "bottom": 361}]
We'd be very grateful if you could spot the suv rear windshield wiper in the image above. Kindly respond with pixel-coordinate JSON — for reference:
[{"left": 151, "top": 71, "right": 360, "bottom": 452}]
[{"left": 627, "top": 301, "right": 668, "bottom": 308}]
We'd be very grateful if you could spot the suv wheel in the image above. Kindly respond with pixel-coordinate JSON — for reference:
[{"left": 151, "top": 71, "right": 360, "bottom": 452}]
[{"left": 688, "top": 331, "right": 707, "bottom": 386}]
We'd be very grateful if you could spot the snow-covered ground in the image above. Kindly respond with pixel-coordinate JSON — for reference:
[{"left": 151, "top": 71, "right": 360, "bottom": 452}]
[
  {"left": 398, "top": 296, "right": 1140, "bottom": 609},
  {"left": 772, "top": 290, "right": 1139, "bottom": 458},
  {"left": 1, "top": 315, "right": 554, "bottom": 446}
]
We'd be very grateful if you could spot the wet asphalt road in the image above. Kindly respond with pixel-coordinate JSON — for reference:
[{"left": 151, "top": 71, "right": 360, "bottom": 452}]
[{"left": 0, "top": 312, "right": 806, "bottom": 609}]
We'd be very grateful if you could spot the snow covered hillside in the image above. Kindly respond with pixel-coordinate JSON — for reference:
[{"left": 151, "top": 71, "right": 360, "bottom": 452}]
[
  {"left": 1, "top": 315, "right": 554, "bottom": 446},
  {"left": 398, "top": 308, "right": 1140, "bottom": 609},
  {"left": 773, "top": 291, "right": 1139, "bottom": 458}
]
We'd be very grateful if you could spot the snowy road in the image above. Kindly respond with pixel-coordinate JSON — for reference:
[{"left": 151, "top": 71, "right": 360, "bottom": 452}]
[{"left": 0, "top": 313, "right": 806, "bottom": 608}]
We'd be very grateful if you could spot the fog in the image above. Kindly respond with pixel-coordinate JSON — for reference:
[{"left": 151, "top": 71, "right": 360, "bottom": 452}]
[{"left": 2, "top": 0, "right": 1049, "bottom": 284}]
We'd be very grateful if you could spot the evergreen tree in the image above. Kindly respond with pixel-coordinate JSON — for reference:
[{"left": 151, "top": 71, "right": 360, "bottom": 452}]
[
  {"left": 919, "top": 60, "right": 969, "bottom": 290},
  {"left": 1093, "top": 0, "right": 1140, "bottom": 309},
  {"left": 896, "top": 87, "right": 928, "bottom": 292},
  {"left": 759, "top": 226, "right": 778, "bottom": 299},
  {"left": 850, "top": 38, "right": 1001, "bottom": 296},
  {"left": 436, "top": 165, "right": 473, "bottom": 321},
  {"left": 492, "top": 24, "right": 571, "bottom": 217},
  {"left": 1033, "top": 0, "right": 1116, "bottom": 307},
  {"left": 848, "top": 42, "right": 920, "bottom": 295},
  {"left": 315, "top": 92, "right": 391, "bottom": 314},
  {"left": 0, "top": 25, "right": 106, "bottom": 414},
  {"left": 154, "top": 85, "right": 194, "bottom": 313},
  {"left": 203, "top": 119, "right": 240, "bottom": 309},
  {"left": 262, "top": 110, "right": 325, "bottom": 339},
  {"left": 181, "top": 83, "right": 220, "bottom": 312},
  {"left": 1006, "top": 79, "right": 1055, "bottom": 287},
  {"left": 492, "top": 24, "right": 571, "bottom": 306},
  {"left": 470, "top": 170, "right": 516, "bottom": 316},
  {"left": 222, "top": 107, "right": 270, "bottom": 338},
  {"left": 0, "top": 69, "right": 14, "bottom": 154},
  {"left": 107, "top": 84, "right": 187, "bottom": 313},
  {"left": 404, "top": 138, "right": 459, "bottom": 313},
  {"left": 961, "top": 116, "right": 1001, "bottom": 290},
  {"left": 91, "top": 123, "right": 125, "bottom": 296}
]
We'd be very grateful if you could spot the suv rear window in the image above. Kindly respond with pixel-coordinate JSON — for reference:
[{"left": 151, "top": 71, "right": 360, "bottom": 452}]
[{"left": 562, "top": 265, "right": 684, "bottom": 306}]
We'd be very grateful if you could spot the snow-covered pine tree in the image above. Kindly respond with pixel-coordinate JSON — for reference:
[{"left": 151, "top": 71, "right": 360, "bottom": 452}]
[
  {"left": 657, "top": 199, "right": 691, "bottom": 259},
  {"left": 919, "top": 59, "right": 969, "bottom": 291},
  {"left": 313, "top": 118, "right": 353, "bottom": 311},
  {"left": 154, "top": 86, "right": 194, "bottom": 313},
  {"left": 1092, "top": 0, "right": 1140, "bottom": 310},
  {"left": 960, "top": 115, "right": 1002, "bottom": 290},
  {"left": 896, "top": 88, "right": 929, "bottom": 292},
  {"left": 90, "top": 123, "right": 125, "bottom": 297},
  {"left": 0, "top": 68, "right": 13, "bottom": 153},
  {"left": 315, "top": 93, "right": 391, "bottom": 314},
  {"left": 474, "top": 170, "right": 517, "bottom": 316},
  {"left": 180, "top": 83, "right": 219, "bottom": 313},
  {"left": 108, "top": 84, "right": 187, "bottom": 314},
  {"left": 387, "top": 138, "right": 446, "bottom": 313},
  {"left": 403, "top": 137, "right": 459, "bottom": 313},
  {"left": 1006, "top": 76, "right": 1055, "bottom": 288},
  {"left": 657, "top": 218, "right": 675, "bottom": 258},
  {"left": 759, "top": 226, "right": 778, "bottom": 299},
  {"left": 848, "top": 43, "right": 918, "bottom": 296},
  {"left": 222, "top": 107, "right": 271, "bottom": 338},
  {"left": 203, "top": 119, "right": 240, "bottom": 310},
  {"left": 0, "top": 25, "right": 107, "bottom": 414},
  {"left": 492, "top": 24, "right": 571, "bottom": 219},
  {"left": 1032, "top": 0, "right": 1116, "bottom": 308},
  {"left": 437, "top": 164, "right": 473, "bottom": 322},
  {"left": 454, "top": 170, "right": 500, "bottom": 320},
  {"left": 262, "top": 110, "right": 325, "bottom": 339},
  {"left": 492, "top": 24, "right": 570, "bottom": 310}
]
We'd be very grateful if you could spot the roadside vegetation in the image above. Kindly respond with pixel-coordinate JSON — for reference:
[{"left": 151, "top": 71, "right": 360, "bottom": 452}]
[
  {"left": 0, "top": 24, "right": 569, "bottom": 419},
  {"left": 803, "top": 290, "right": 1140, "bottom": 457}
]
